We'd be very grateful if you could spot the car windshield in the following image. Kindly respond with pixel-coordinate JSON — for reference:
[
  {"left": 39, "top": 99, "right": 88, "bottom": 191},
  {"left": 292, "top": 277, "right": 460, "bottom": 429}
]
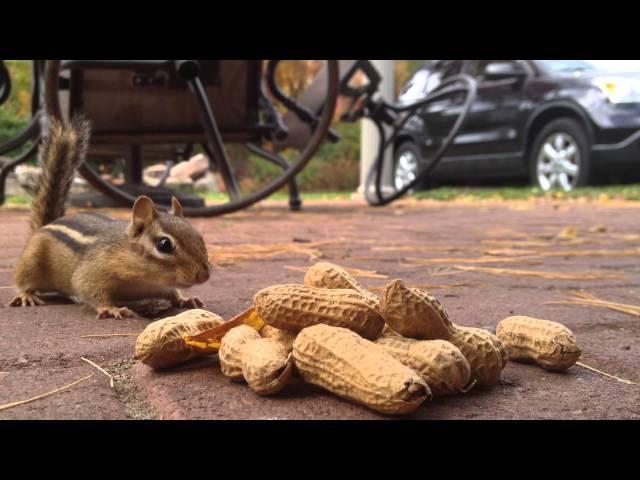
[
  {"left": 538, "top": 60, "right": 640, "bottom": 74},
  {"left": 537, "top": 60, "right": 598, "bottom": 72}
]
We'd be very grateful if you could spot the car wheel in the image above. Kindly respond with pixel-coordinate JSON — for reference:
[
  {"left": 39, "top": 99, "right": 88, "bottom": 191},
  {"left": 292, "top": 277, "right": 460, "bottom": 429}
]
[
  {"left": 393, "top": 142, "right": 422, "bottom": 191},
  {"left": 529, "top": 118, "right": 590, "bottom": 192}
]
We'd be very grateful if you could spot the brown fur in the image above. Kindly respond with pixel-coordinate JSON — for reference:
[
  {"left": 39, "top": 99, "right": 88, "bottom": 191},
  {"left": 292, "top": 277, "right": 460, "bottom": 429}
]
[
  {"left": 10, "top": 119, "right": 210, "bottom": 318},
  {"left": 30, "top": 116, "right": 91, "bottom": 232}
]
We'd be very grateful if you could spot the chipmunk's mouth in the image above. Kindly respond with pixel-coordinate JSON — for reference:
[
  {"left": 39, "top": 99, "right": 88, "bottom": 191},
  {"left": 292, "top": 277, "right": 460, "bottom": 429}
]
[{"left": 176, "top": 267, "right": 210, "bottom": 288}]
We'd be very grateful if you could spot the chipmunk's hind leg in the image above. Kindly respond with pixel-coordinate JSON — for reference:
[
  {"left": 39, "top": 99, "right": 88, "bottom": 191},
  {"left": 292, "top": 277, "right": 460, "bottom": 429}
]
[
  {"left": 10, "top": 232, "right": 71, "bottom": 308},
  {"left": 11, "top": 237, "right": 48, "bottom": 307}
]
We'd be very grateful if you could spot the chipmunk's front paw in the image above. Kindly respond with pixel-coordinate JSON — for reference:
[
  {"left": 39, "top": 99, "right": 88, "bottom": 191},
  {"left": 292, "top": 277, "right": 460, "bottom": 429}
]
[
  {"left": 175, "top": 296, "right": 205, "bottom": 309},
  {"left": 9, "top": 292, "right": 44, "bottom": 307},
  {"left": 97, "top": 306, "right": 137, "bottom": 320}
]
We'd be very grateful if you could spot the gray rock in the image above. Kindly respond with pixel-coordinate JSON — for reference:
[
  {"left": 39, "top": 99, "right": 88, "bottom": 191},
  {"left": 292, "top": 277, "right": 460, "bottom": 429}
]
[
  {"left": 15, "top": 165, "right": 41, "bottom": 195},
  {"left": 194, "top": 171, "right": 220, "bottom": 193}
]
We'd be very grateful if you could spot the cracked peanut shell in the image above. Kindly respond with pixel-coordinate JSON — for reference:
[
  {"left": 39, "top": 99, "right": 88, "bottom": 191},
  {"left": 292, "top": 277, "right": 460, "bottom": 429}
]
[
  {"left": 241, "top": 338, "right": 293, "bottom": 395},
  {"left": 219, "top": 325, "right": 262, "bottom": 381},
  {"left": 260, "top": 325, "right": 297, "bottom": 352},
  {"left": 135, "top": 309, "right": 224, "bottom": 369}
]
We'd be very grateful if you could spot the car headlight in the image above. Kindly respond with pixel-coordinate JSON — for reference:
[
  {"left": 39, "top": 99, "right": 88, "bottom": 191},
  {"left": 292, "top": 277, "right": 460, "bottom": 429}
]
[{"left": 592, "top": 77, "right": 640, "bottom": 104}]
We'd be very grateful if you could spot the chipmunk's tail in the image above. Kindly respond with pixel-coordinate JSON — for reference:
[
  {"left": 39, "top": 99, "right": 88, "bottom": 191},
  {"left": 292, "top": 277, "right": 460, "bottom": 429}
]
[{"left": 30, "top": 116, "right": 91, "bottom": 232}]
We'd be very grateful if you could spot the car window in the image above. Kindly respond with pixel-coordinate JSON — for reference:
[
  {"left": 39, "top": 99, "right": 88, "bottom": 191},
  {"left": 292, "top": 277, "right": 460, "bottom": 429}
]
[
  {"left": 438, "top": 61, "right": 463, "bottom": 79},
  {"left": 398, "top": 61, "right": 463, "bottom": 103},
  {"left": 398, "top": 69, "right": 431, "bottom": 103},
  {"left": 466, "top": 60, "right": 492, "bottom": 79}
]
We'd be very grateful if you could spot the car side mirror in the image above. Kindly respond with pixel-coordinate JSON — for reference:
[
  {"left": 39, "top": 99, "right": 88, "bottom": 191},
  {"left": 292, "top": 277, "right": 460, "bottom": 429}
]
[{"left": 484, "top": 62, "right": 527, "bottom": 79}]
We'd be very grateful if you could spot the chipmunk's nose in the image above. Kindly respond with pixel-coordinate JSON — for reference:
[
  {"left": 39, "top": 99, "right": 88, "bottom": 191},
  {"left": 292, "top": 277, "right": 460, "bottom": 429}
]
[{"left": 196, "top": 266, "right": 210, "bottom": 284}]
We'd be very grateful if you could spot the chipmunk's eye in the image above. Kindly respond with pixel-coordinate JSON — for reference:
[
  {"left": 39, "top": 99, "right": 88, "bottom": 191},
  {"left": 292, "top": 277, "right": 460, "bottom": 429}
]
[{"left": 156, "top": 237, "right": 174, "bottom": 254}]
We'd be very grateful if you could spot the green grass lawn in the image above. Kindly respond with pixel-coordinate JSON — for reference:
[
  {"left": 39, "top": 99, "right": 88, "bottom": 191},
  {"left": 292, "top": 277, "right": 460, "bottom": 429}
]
[
  {"left": 411, "top": 184, "right": 640, "bottom": 201},
  {"left": 6, "top": 184, "right": 640, "bottom": 207},
  {"left": 4, "top": 195, "right": 30, "bottom": 205}
]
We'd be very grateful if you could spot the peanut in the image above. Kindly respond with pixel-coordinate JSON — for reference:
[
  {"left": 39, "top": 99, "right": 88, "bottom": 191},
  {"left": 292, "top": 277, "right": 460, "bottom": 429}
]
[
  {"left": 241, "top": 338, "right": 293, "bottom": 395},
  {"left": 260, "top": 325, "right": 297, "bottom": 352},
  {"left": 379, "top": 279, "right": 455, "bottom": 339},
  {"left": 448, "top": 328, "right": 503, "bottom": 388},
  {"left": 375, "top": 336, "right": 471, "bottom": 396},
  {"left": 380, "top": 323, "right": 402, "bottom": 338},
  {"left": 292, "top": 324, "right": 431, "bottom": 415},
  {"left": 496, "top": 316, "right": 581, "bottom": 371},
  {"left": 457, "top": 326, "right": 509, "bottom": 370},
  {"left": 219, "top": 325, "right": 262, "bottom": 381},
  {"left": 379, "top": 280, "right": 502, "bottom": 387},
  {"left": 253, "top": 284, "right": 385, "bottom": 340},
  {"left": 304, "top": 262, "right": 380, "bottom": 310},
  {"left": 135, "top": 309, "right": 224, "bottom": 369}
]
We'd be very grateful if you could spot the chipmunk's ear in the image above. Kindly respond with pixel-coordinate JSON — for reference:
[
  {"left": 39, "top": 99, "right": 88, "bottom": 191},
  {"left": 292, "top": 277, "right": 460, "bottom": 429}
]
[
  {"left": 129, "top": 196, "right": 158, "bottom": 235},
  {"left": 170, "top": 196, "right": 184, "bottom": 217}
]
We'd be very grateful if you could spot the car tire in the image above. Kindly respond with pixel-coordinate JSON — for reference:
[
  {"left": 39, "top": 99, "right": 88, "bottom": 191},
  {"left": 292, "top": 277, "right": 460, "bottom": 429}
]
[
  {"left": 393, "top": 141, "right": 422, "bottom": 191},
  {"left": 528, "top": 118, "right": 591, "bottom": 192}
]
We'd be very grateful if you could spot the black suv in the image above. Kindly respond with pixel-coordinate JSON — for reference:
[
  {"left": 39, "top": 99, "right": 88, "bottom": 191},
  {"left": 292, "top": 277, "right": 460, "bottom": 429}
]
[{"left": 394, "top": 60, "right": 640, "bottom": 191}]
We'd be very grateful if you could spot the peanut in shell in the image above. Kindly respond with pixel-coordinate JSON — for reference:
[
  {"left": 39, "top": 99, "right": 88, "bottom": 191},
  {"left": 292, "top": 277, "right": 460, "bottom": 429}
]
[
  {"left": 457, "top": 325, "right": 509, "bottom": 370},
  {"left": 292, "top": 324, "right": 431, "bottom": 415},
  {"left": 379, "top": 279, "right": 455, "bottom": 339},
  {"left": 254, "top": 284, "right": 385, "bottom": 340},
  {"left": 448, "top": 328, "right": 503, "bottom": 388},
  {"left": 304, "top": 262, "right": 380, "bottom": 310},
  {"left": 496, "top": 316, "right": 581, "bottom": 371},
  {"left": 375, "top": 336, "right": 472, "bottom": 396}
]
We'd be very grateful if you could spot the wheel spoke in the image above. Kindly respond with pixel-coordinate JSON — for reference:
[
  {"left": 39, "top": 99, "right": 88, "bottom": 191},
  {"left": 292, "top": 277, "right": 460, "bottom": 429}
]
[
  {"left": 396, "top": 149, "right": 419, "bottom": 191},
  {"left": 539, "top": 162, "right": 553, "bottom": 174},
  {"left": 543, "top": 143, "right": 558, "bottom": 160},
  {"left": 558, "top": 173, "right": 572, "bottom": 191},
  {"left": 554, "top": 134, "right": 564, "bottom": 151},
  {"left": 538, "top": 173, "right": 551, "bottom": 191},
  {"left": 564, "top": 143, "right": 577, "bottom": 159},
  {"left": 559, "top": 159, "right": 579, "bottom": 176}
]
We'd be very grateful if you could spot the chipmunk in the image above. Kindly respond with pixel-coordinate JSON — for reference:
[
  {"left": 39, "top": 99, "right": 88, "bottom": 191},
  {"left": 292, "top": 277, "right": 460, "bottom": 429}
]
[{"left": 9, "top": 116, "right": 211, "bottom": 319}]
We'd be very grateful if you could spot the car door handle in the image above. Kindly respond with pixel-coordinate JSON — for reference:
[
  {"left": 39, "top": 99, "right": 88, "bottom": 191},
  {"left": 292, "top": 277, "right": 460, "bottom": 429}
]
[
  {"left": 426, "top": 105, "right": 448, "bottom": 113},
  {"left": 442, "top": 106, "right": 464, "bottom": 116}
]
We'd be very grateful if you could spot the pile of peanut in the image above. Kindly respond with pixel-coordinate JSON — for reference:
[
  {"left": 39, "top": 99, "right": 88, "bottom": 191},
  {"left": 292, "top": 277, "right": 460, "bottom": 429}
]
[{"left": 135, "top": 262, "right": 582, "bottom": 416}]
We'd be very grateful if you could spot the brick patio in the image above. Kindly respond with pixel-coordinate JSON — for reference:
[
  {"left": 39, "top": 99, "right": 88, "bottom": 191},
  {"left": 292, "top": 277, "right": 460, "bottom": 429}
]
[{"left": 1, "top": 198, "right": 638, "bottom": 419}]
